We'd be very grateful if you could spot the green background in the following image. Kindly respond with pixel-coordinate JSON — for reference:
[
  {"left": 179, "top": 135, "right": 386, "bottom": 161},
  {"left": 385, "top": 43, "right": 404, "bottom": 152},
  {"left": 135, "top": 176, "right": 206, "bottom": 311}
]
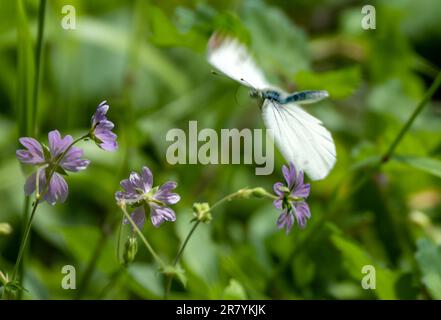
[{"left": 0, "top": 0, "right": 441, "bottom": 299}]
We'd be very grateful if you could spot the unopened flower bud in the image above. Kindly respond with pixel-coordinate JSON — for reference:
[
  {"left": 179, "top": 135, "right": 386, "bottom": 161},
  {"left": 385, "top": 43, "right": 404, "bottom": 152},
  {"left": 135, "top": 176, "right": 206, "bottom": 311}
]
[
  {"left": 250, "top": 187, "right": 268, "bottom": 198},
  {"left": 193, "top": 202, "right": 212, "bottom": 223},
  {"left": 0, "top": 223, "right": 12, "bottom": 236},
  {"left": 123, "top": 236, "right": 138, "bottom": 265},
  {"left": 233, "top": 188, "right": 254, "bottom": 199}
]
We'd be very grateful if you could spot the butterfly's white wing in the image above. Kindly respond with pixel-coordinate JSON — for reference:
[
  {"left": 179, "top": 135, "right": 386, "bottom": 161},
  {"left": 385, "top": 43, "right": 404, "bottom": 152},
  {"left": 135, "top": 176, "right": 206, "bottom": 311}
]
[
  {"left": 261, "top": 100, "right": 336, "bottom": 180},
  {"left": 207, "top": 33, "right": 269, "bottom": 90}
]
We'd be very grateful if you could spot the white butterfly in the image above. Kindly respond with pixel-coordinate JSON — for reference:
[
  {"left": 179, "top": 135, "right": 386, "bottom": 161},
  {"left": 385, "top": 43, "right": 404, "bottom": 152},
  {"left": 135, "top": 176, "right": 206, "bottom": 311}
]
[{"left": 207, "top": 33, "right": 336, "bottom": 180}]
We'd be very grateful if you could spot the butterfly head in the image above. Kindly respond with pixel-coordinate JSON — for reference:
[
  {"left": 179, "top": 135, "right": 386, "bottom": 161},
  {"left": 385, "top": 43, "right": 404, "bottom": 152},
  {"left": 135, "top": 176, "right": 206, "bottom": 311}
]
[
  {"left": 249, "top": 89, "right": 262, "bottom": 99},
  {"left": 240, "top": 78, "right": 262, "bottom": 100}
]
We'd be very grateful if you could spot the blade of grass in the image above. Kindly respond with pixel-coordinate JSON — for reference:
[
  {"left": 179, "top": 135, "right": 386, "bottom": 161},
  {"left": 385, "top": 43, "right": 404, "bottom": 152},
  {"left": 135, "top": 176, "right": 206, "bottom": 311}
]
[
  {"left": 32, "top": 0, "right": 47, "bottom": 136},
  {"left": 15, "top": 0, "right": 47, "bottom": 299},
  {"left": 16, "top": 0, "right": 35, "bottom": 137}
]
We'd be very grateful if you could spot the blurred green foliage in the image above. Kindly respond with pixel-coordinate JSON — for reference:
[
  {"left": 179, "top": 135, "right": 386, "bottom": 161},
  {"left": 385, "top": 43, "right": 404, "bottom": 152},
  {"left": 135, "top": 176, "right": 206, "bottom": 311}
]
[{"left": 0, "top": 0, "right": 440, "bottom": 299}]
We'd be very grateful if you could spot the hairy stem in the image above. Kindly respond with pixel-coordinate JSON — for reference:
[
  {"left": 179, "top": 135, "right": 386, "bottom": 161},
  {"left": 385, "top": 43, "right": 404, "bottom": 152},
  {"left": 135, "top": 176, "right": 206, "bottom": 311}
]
[
  {"left": 11, "top": 197, "right": 40, "bottom": 281},
  {"left": 120, "top": 204, "right": 165, "bottom": 268}
]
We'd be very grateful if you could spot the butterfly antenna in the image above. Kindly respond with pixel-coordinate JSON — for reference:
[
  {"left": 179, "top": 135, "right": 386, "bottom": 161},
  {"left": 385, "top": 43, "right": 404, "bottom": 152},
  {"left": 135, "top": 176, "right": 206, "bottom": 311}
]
[
  {"left": 234, "top": 85, "right": 240, "bottom": 105},
  {"left": 240, "top": 78, "right": 255, "bottom": 90},
  {"left": 211, "top": 70, "right": 228, "bottom": 79}
]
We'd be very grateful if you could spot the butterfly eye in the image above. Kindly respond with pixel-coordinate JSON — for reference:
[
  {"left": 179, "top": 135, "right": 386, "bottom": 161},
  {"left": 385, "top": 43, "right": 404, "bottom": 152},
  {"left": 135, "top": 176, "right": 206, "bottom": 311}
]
[{"left": 249, "top": 91, "right": 258, "bottom": 98}]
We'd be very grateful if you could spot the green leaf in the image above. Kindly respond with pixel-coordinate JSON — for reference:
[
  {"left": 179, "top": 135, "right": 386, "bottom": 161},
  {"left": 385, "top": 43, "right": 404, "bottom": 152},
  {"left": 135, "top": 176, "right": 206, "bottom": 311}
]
[
  {"left": 415, "top": 239, "right": 441, "bottom": 299},
  {"left": 148, "top": 5, "right": 205, "bottom": 51},
  {"left": 331, "top": 233, "right": 399, "bottom": 299},
  {"left": 175, "top": 265, "right": 188, "bottom": 288},
  {"left": 394, "top": 156, "right": 441, "bottom": 178},
  {"left": 53, "top": 225, "right": 117, "bottom": 274},
  {"left": 127, "top": 263, "right": 162, "bottom": 298},
  {"left": 68, "top": 19, "right": 189, "bottom": 95},
  {"left": 176, "top": 212, "right": 219, "bottom": 284},
  {"left": 242, "top": 1, "right": 310, "bottom": 79},
  {"left": 5, "top": 280, "right": 28, "bottom": 293},
  {"left": 295, "top": 66, "right": 361, "bottom": 99},
  {"left": 222, "top": 279, "right": 247, "bottom": 300},
  {"left": 162, "top": 264, "right": 187, "bottom": 288}
]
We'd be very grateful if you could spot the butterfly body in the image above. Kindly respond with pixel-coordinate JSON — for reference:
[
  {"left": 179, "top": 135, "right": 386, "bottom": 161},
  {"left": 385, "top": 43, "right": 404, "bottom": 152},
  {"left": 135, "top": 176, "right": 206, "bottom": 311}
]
[
  {"left": 207, "top": 33, "right": 337, "bottom": 180},
  {"left": 251, "top": 89, "right": 329, "bottom": 105}
]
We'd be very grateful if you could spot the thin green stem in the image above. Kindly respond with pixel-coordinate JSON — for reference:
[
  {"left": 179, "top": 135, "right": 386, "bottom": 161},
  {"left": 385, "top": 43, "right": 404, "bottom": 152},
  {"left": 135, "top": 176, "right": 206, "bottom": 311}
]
[
  {"left": 120, "top": 204, "right": 165, "bottom": 268},
  {"left": 11, "top": 197, "right": 40, "bottom": 281},
  {"left": 173, "top": 221, "right": 201, "bottom": 267},
  {"left": 16, "top": 195, "right": 30, "bottom": 300},
  {"left": 163, "top": 219, "right": 200, "bottom": 299},
  {"left": 382, "top": 71, "right": 441, "bottom": 163}
]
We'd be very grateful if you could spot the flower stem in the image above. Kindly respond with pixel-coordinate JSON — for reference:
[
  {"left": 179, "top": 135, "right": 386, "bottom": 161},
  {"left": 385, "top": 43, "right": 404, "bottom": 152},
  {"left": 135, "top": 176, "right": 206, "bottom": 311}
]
[
  {"left": 11, "top": 197, "right": 40, "bottom": 281},
  {"left": 16, "top": 195, "right": 30, "bottom": 300},
  {"left": 172, "top": 220, "right": 200, "bottom": 267},
  {"left": 120, "top": 204, "right": 165, "bottom": 268},
  {"left": 381, "top": 71, "right": 441, "bottom": 163}
]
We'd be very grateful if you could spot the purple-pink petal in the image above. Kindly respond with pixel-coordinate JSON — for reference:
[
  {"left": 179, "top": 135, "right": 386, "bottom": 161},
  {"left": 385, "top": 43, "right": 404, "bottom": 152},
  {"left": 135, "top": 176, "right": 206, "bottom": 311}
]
[
  {"left": 282, "top": 162, "right": 296, "bottom": 189},
  {"left": 24, "top": 172, "right": 38, "bottom": 196},
  {"left": 16, "top": 138, "right": 44, "bottom": 165},
  {"left": 116, "top": 178, "right": 139, "bottom": 202},
  {"left": 290, "top": 170, "right": 309, "bottom": 198},
  {"left": 149, "top": 203, "right": 176, "bottom": 228},
  {"left": 123, "top": 206, "right": 146, "bottom": 230},
  {"left": 92, "top": 101, "right": 109, "bottom": 126},
  {"left": 116, "top": 166, "right": 180, "bottom": 227},
  {"left": 277, "top": 211, "right": 294, "bottom": 235},
  {"left": 273, "top": 182, "right": 284, "bottom": 196},
  {"left": 294, "top": 201, "right": 311, "bottom": 229},
  {"left": 154, "top": 181, "right": 180, "bottom": 205},
  {"left": 141, "top": 167, "right": 153, "bottom": 191},
  {"left": 95, "top": 127, "right": 117, "bottom": 152},
  {"left": 273, "top": 162, "right": 312, "bottom": 234},
  {"left": 129, "top": 172, "right": 146, "bottom": 193},
  {"left": 60, "top": 147, "right": 90, "bottom": 172},
  {"left": 48, "top": 130, "right": 73, "bottom": 158},
  {"left": 44, "top": 173, "right": 68, "bottom": 205},
  {"left": 91, "top": 101, "right": 118, "bottom": 151},
  {"left": 273, "top": 198, "right": 283, "bottom": 209},
  {"left": 25, "top": 171, "right": 68, "bottom": 205},
  {"left": 292, "top": 182, "right": 310, "bottom": 199}
]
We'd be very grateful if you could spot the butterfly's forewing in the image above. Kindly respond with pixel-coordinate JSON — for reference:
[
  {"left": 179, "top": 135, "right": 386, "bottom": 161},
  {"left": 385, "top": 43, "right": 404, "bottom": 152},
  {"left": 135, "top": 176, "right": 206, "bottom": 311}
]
[
  {"left": 207, "top": 33, "right": 269, "bottom": 90},
  {"left": 261, "top": 100, "right": 336, "bottom": 180},
  {"left": 285, "top": 90, "right": 329, "bottom": 105}
]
